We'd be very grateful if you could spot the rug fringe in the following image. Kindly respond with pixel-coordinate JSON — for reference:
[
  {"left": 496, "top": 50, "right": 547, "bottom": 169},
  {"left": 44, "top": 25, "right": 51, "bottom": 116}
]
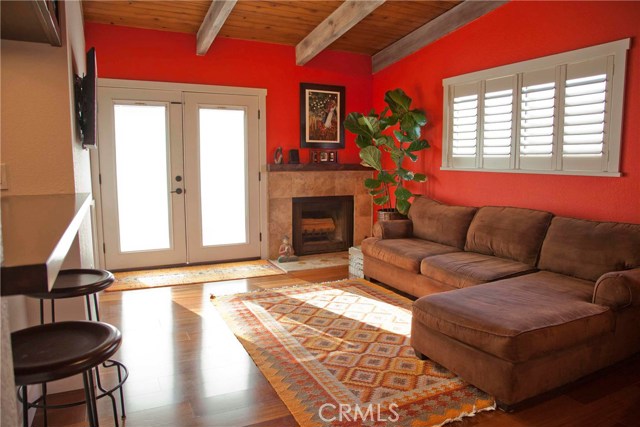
[{"left": 430, "top": 401, "right": 497, "bottom": 427}]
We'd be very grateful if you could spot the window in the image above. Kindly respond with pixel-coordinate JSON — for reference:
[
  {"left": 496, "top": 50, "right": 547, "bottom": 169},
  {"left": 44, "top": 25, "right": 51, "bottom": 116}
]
[{"left": 442, "top": 39, "right": 629, "bottom": 176}]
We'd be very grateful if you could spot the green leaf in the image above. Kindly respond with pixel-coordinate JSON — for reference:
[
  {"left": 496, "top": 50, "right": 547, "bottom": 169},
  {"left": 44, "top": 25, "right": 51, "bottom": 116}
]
[
  {"left": 396, "top": 199, "right": 411, "bottom": 215},
  {"left": 410, "top": 109, "right": 427, "bottom": 126},
  {"left": 345, "top": 112, "right": 367, "bottom": 136},
  {"left": 359, "top": 146, "right": 382, "bottom": 171},
  {"left": 400, "top": 114, "right": 420, "bottom": 140},
  {"left": 355, "top": 134, "right": 372, "bottom": 148},
  {"left": 395, "top": 186, "right": 412, "bottom": 201},
  {"left": 379, "top": 114, "right": 398, "bottom": 129},
  {"left": 405, "top": 151, "right": 418, "bottom": 162},
  {"left": 385, "top": 88, "right": 411, "bottom": 114},
  {"left": 394, "top": 130, "right": 412, "bottom": 143},
  {"left": 397, "top": 168, "right": 415, "bottom": 181},
  {"left": 373, "top": 195, "right": 390, "bottom": 206},
  {"left": 378, "top": 171, "right": 397, "bottom": 184},
  {"left": 407, "top": 139, "right": 430, "bottom": 152},
  {"left": 375, "top": 136, "right": 394, "bottom": 148},
  {"left": 413, "top": 173, "right": 427, "bottom": 182},
  {"left": 359, "top": 115, "right": 376, "bottom": 136},
  {"left": 390, "top": 147, "right": 405, "bottom": 169},
  {"left": 364, "top": 178, "right": 380, "bottom": 189},
  {"left": 368, "top": 188, "right": 386, "bottom": 196}
]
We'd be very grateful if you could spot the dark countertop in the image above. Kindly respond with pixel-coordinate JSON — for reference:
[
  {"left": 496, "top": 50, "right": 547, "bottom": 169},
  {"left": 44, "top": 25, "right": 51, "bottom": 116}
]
[{"left": 1, "top": 193, "right": 92, "bottom": 296}]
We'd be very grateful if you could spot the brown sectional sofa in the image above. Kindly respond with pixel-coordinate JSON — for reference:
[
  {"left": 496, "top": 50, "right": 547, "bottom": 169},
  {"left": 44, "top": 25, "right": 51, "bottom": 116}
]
[{"left": 361, "top": 197, "right": 640, "bottom": 406}]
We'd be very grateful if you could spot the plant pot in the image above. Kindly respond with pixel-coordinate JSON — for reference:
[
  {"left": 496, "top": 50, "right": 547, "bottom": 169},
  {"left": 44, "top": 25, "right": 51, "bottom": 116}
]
[{"left": 377, "top": 209, "right": 406, "bottom": 221}]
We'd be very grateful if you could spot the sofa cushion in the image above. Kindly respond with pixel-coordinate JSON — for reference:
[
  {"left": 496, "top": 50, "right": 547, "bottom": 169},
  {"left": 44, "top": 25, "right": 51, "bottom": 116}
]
[
  {"left": 538, "top": 217, "right": 640, "bottom": 282},
  {"left": 361, "top": 237, "right": 459, "bottom": 273},
  {"left": 408, "top": 197, "right": 477, "bottom": 250},
  {"left": 465, "top": 206, "right": 553, "bottom": 266},
  {"left": 413, "top": 271, "right": 614, "bottom": 363},
  {"left": 420, "top": 252, "right": 537, "bottom": 289}
]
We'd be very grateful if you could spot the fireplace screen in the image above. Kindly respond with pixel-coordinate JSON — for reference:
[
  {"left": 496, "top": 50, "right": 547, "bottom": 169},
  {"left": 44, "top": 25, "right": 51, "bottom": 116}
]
[{"left": 292, "top": 196, "right": 354, "bottom": 256}]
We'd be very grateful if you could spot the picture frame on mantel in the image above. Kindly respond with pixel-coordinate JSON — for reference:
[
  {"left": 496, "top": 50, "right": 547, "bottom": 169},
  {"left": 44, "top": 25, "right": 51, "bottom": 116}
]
[{"left": 300, "top": 83, "right": 345, "bottom": 149}]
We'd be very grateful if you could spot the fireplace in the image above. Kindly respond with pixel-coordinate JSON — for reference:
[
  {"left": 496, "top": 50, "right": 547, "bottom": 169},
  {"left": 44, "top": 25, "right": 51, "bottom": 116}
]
[{"left": 292, "top": 196, "right": 354, "bottom": 256}]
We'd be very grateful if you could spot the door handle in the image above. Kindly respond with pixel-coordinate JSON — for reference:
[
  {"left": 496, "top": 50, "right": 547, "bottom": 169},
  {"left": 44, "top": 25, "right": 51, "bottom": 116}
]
[{"left": 171, "top": 188, "right": 183, "bottom": 195}]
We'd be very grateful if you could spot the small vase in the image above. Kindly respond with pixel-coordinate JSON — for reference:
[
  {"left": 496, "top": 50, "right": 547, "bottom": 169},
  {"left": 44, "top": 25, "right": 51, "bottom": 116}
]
[{"left": 377, "top": 208, "right": 406, "bottom": 221}]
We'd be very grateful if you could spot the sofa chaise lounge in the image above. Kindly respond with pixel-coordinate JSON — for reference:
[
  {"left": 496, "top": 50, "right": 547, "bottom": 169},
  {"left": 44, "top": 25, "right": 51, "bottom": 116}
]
[{"left": 362, "top": 197, "right": 640, "bottom": 406}]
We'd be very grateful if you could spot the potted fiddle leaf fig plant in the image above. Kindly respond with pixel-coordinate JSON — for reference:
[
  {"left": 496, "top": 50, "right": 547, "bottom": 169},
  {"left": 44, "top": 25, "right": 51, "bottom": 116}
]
[{"left": 345, "top": 88, "right": 429, "bottom": 217}]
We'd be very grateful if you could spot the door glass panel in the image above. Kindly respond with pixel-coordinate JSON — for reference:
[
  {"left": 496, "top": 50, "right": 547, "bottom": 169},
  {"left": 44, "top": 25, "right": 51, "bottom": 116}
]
[
  {"left": 199, "top": 108, "right": 247, "bottom": 246},
  {"left": 114, "top": 104, "right": 171, "bottom": 252}
]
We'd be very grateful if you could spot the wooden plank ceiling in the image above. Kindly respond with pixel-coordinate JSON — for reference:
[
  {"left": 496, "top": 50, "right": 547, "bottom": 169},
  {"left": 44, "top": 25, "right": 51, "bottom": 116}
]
[{"left": 82, "top": 0, "right": 461, "bottom": 56}]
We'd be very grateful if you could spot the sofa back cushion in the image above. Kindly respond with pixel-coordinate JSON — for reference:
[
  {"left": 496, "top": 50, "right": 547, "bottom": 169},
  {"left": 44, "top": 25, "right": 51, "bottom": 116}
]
[
  {"left": 538, "top": 217, "right": 640, "bottom": 282},
  {"left": 408, "top": 197, "right": 477, "bottom": 250},
  {"left": 465, "top": 206, "right": 553, "bottom": 265}
]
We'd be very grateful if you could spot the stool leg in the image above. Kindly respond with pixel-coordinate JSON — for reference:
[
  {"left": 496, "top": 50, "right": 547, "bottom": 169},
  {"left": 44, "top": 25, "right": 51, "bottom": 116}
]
[
  {"left": 85, "top": 295, "right": 93, "bottom": 321},
  {"left": 117, "top": 364, "right": 126, "bottom": 418},
  {"left": 50, "top": 300, "right": 55, "bottom": 323},
  {"left": 39, "top": 300, "right": 45, "bottom": 325},
  {"left": 21, "top": 386, "right": 28, "bottom": 427},
  {"left": 42, "top": 382, "right": 48, "bottom": 427},
  {"left": 93, "top": 294, "right": 101, "bottom": 321},
  {"left": 82, "top": 371, "right": 100, "bottom": 427}
]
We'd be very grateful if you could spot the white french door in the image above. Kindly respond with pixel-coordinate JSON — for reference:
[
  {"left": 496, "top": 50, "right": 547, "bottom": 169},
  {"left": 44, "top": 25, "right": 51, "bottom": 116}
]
[
  {"left": 183, "top": 92, "right": 261, "bottom": 263},
  {"left": 97, "top": 86, "right": 262, "bottom": 270}
]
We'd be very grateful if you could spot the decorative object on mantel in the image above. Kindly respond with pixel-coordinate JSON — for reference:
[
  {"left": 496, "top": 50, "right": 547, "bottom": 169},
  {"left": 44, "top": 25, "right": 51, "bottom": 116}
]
[
  {"left": 309, "top": 149, "right": 337, "bottom": 164},
  {"left": 274, "top": 147, "right": 283, "bottom": 164},
  {"left": 300, "top": 83, "right": 346, "bottom": 149},
  {"left": 288, "top": 149, "right": 300, "bottom": 164},
  {"left": 345, "top": 88, "right": 430, "bottom": 216},
  {"left": 277, "top": 235, "right": 298, "bottom": 263}
]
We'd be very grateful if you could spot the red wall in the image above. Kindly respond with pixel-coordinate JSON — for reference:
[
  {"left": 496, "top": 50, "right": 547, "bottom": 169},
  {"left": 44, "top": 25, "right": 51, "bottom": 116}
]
[
  {"left": 373, "top": 1, "right": 640, "bottom": 223},
  {"left": 84, "top": 23, "right": 372, "bottom": 165}
]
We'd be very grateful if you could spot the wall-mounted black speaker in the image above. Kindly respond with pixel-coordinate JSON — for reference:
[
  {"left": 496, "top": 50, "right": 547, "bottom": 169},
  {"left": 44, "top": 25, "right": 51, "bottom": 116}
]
[{"left": 289, "top": 149, "right": 300, "bottom": 164}]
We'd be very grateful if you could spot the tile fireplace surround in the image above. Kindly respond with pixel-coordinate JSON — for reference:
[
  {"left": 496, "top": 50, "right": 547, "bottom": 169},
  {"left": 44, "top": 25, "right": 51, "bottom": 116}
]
[{"left": 267, "top": 166, "right": 373, "bottom": 259}]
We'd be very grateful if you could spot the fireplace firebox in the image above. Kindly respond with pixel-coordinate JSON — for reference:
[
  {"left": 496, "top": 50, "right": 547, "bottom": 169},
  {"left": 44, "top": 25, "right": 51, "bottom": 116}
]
[{"left": 292, "top": 196, "right": 354, "bottom": 256}]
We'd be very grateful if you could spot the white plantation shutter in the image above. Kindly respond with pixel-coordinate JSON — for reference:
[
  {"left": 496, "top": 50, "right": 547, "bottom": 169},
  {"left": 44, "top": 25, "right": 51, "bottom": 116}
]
[
  {"left": 519, "top": 68, "right": 557, "bottom": 171},
  {"left": 562, "top": 57, "right": 611, "bottom": 172},
  {"left": 442, "top": 39, "right": 628, "bottom": 176},
  {"left": 483, "top": 76, "right": 515, "bottom": 169},
  {"left": 450, "top": 82, "right": 479, "bottom": 168}
]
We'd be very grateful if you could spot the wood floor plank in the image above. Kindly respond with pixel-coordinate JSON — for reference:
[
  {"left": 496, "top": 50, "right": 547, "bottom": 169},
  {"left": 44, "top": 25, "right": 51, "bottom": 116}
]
[{"left": 35, "top": 265, "right": 640, "bottom": 427}]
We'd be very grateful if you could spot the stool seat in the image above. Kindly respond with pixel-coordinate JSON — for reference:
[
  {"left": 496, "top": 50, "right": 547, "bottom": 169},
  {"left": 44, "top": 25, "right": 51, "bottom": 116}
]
[
  {"left": 12, "top": 321, "right": 121, "bottom": 386},
  {"left": 29, "top": 269, "right": 115, "bottom": 299}
]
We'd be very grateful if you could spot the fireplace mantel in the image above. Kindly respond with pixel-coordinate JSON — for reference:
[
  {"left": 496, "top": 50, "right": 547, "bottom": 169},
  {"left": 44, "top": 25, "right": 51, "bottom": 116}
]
[{"left": 267, "top": 163, "right": 369, "bottom": 172}]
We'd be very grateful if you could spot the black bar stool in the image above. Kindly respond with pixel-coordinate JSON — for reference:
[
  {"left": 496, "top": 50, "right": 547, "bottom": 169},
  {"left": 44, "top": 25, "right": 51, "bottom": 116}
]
[
  {"left": 12, "top": 321, "right": 121, "bottom": 427},
  {"left": 25, "top": 269, "right": 128, "bottom": 426}
]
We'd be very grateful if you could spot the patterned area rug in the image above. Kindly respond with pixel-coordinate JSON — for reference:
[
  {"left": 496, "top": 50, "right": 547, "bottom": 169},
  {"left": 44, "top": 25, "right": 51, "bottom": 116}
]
[
  {"left": 213, "top": 278, "right": 495, "bottom": 426},
  {"left": 108, "top": 260, "right": 285, "bottom": 292}
]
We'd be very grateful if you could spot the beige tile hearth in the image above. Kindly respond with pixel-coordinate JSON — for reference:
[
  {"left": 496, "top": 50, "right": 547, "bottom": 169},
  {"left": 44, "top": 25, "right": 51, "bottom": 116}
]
[{"left": 267, "top": 170, "right": 373, "bottom": 258}]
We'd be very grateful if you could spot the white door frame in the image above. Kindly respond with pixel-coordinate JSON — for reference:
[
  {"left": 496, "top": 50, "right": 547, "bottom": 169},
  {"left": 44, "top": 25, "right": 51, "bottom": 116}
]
[{"left": 90, "top": 78, "right": 268, "bottom": 270}]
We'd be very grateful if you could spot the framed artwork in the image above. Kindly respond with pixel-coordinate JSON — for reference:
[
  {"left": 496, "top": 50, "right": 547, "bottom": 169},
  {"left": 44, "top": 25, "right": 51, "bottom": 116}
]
[{"left": 300, "top": 83, "right": 345, "bottom": 149}]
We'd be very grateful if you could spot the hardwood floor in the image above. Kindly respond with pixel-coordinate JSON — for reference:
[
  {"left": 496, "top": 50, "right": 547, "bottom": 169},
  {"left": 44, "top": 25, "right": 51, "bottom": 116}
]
[{"left": 35, "top": 266, "right": 640, "bottom": 427}]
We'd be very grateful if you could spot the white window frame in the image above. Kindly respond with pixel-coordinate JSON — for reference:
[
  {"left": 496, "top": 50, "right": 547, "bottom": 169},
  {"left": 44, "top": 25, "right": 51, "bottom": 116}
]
[{"left": 442, "top": 39, "right": 630, "bottom": 177}]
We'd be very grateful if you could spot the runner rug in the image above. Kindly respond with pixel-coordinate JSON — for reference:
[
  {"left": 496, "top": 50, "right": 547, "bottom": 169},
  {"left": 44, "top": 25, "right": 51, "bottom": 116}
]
[
  {"left": 108, "top": 260, "right": 285, "bottom": 292},
  {"left": 213, "top": 278, "right": 495, "bottom": 426}
]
